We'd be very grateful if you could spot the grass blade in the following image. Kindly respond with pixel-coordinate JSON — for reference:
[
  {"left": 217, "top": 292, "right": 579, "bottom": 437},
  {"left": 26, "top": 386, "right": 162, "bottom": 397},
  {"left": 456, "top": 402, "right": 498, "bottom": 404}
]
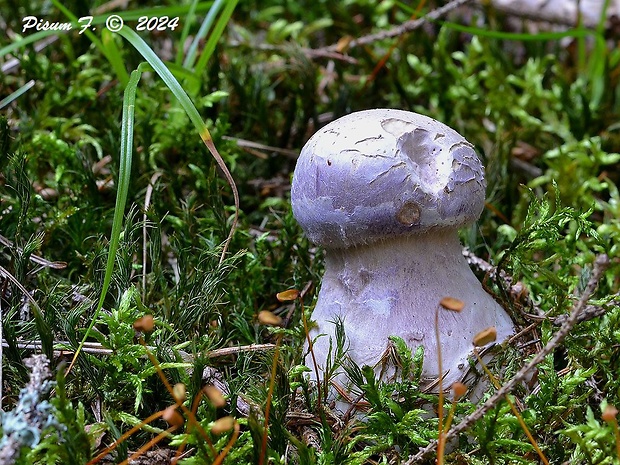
[
  {"left": 182, "top": 0, "right": 225, "bottom": 69},
  {"left": 50, "top": 0, "right": 130, "bottom": 85},
  {"left": 116, "top": 26, "right": 239, "bottom": 263},
  {"left": 193, "top": 0, "right": 239, "bottom": 76},
  {"left": 66, "top": 66, "right": 143, "bottom": 374},
  {"left": 0, "top": 80, "right": 35, "bottom": 110},
  {"left": 440, "top": 20, "right": 592, "bottom": 41}
]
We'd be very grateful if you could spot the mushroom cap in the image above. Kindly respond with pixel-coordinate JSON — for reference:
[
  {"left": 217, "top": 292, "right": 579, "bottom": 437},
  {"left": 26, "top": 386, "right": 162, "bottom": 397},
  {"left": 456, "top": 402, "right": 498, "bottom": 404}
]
[{"left": 291, "top": 109, "right": 487, "bottom": 248}]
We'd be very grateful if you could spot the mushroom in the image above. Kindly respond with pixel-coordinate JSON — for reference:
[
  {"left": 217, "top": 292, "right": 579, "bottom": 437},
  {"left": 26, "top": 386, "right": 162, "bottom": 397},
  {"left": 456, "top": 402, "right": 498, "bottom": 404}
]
[{"left": 291, "top": 109, "right": 514, "bottom": 391}]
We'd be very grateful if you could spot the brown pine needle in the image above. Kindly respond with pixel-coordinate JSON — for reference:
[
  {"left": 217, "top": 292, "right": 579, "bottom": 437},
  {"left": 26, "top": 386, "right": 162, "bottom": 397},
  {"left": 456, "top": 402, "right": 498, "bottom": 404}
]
[{"left": 435, "top": 304, "right": 446, "bottom": 465}]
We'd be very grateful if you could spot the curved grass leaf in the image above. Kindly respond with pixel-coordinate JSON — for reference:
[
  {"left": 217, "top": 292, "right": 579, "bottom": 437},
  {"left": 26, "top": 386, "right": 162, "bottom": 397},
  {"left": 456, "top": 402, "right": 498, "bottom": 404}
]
[
  {"left": 0, "top": 80, "right": 35, "bottom": 110},
  {"left": 66, "top": 66, "right": 143, "bottom": 374},
  {"left": 115, "top": 26, "right": 239, "bottom": 263},
  {"left": 67, "top": 21, "right": 239, "bottom": 373}
]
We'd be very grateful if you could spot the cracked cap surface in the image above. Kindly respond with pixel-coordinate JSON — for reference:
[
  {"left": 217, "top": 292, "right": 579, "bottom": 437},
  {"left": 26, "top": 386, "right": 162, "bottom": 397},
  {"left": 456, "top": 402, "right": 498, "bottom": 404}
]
[{"left": 291, "top": 109, "right": 487, "bottom": 248}]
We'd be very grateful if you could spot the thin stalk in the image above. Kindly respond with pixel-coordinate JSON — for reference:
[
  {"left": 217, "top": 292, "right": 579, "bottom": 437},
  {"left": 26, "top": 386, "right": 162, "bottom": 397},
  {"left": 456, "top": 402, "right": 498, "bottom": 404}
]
[
  {"left": 183, "top": 0, "right": 226, "bottom": 69},
  {"left": 0, "top": 299, "right": 2, "bottom": 410},
  {"left": 0, "top": 80, "right": 35, "bottom": 109},
  {"left": 119, "top": 427, "right": 178, "bottom": 465},
  {"left": 86, "top": 409, "right": 166, "bottom": 465},
  {"left": 474, "top": 350, "right": 549, "bottom": 465},
  {"left": 260, "top": 333, "right": 282, "bottom": 465},
  {"left": 140, "top": 339, "right": 215, "bottom": 453},
  {"left": 435, "top": 305, "right": 446, "bottom": 465},
  {"left": 212, "top": 421, "right": 241, "bottom": 465},
  {"left": 177, "top": 0, "right": 201, "bottom": 66},
  {"left": 193, "top": 0, "right": 239, "bottom": 76},
  {"left": 173, "top": 386, "right": 214, "bottom": 461},
  {"left": 443, "top": 399, "right": 458, "bottom": 434}
]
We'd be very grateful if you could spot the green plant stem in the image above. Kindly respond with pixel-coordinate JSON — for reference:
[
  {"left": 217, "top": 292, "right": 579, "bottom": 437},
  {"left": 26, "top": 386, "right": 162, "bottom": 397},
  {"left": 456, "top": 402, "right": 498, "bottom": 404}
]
[
  {"left": 177, "top": 0, "right": 201, "bottom": 66},
  {"left": 193, "top": 0, "right": 239, "bottom": 75},
  {"left": 183, "top": 0, "right": 225, "bottom": 69},
  {"left": 50, "top": 0, "right": 129, "bottom": 85}
]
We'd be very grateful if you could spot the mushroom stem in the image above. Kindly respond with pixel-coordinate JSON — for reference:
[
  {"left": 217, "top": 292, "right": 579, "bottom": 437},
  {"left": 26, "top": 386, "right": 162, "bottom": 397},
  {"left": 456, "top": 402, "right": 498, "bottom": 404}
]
[{"left": 309, "top": 230, "right": 513, "bottom": 388}]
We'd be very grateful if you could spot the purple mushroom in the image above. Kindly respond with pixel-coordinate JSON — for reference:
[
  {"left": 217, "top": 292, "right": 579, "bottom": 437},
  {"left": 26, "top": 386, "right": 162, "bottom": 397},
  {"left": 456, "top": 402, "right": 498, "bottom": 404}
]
[{"left": 291, "top": 109, "right": 514, "bottom": 390}]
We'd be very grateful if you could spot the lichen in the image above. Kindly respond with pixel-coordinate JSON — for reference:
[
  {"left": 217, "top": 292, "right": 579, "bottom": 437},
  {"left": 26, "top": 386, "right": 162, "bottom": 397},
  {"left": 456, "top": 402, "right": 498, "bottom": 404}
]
[{"left": 0, "top": 355, "right": 65, "bottom": 465}]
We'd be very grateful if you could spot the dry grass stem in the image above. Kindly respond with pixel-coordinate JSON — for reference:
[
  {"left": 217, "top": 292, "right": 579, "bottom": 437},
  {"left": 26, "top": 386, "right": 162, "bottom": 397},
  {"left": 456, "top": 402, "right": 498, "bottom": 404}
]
[{"left": 405, "top": 254, "right": 610, "bottom": 464}]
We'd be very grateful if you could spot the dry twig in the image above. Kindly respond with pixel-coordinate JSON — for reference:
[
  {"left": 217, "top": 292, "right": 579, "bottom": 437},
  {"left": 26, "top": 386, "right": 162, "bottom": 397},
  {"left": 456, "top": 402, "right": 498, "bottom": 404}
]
[
  {"left": 231, "top": 0, "right": 472, "bottom": 62},
  {"left": 553, "top": 296, "right": 620, "bottom": 326},
  {"left": 0, "top": 339, "right": 275, "bottom": 361},
  {"left": 0, "top": 233, "right": 66, "bottom": 270},
  {"left": 317, "top": 0, "right": 472, "bottom": 53},
  {"left": 462, "top": 248, "right": 538, "bottom": 313},
  {"left": 463, "top": 247, "right": 618, "bottom": 326},
  {"left": 405, "top": 254, "right": 610, "bottom": 464}
]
